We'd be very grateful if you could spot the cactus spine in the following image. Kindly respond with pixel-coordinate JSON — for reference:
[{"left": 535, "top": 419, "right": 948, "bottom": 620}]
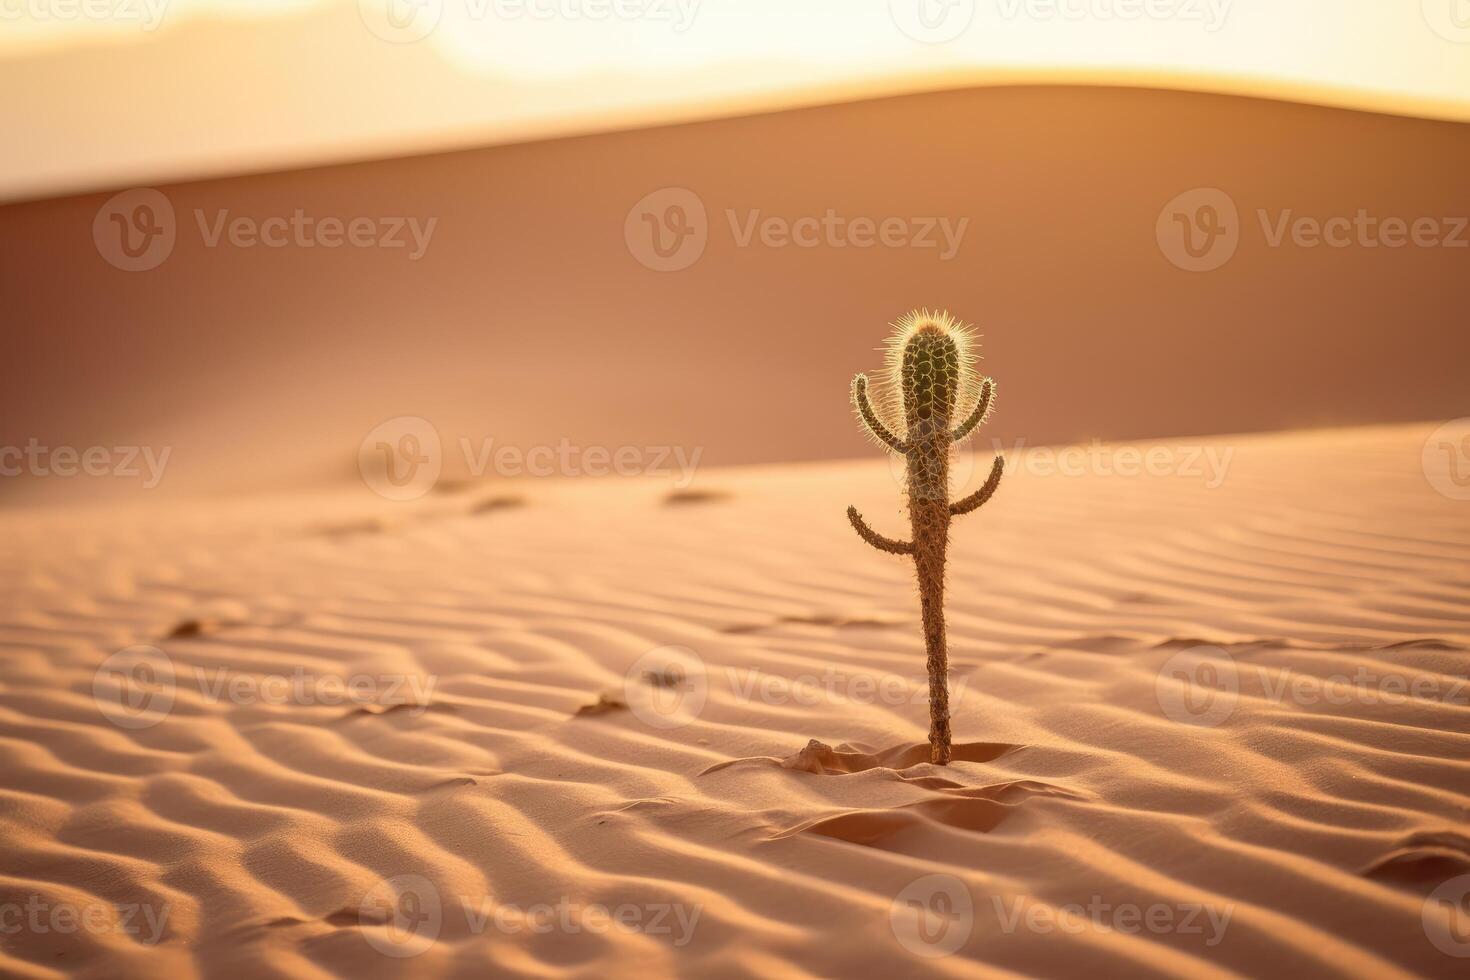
[{"left": 847, "top": 310, "right": 1004, "bottom": 765}]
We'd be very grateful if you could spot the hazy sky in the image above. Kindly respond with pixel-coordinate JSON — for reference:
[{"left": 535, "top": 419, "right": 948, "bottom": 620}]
[{"left": 4, "top": 0, "right": 1469, "bottom": 199}]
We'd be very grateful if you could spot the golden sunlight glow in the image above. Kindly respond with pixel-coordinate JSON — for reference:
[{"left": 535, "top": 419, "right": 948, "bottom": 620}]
[{"left": 3, "top": 0, "right": 1469, "bottom": 199}]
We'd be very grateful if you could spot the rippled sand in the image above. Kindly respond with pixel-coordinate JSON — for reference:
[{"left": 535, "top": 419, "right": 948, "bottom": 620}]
[{"left": 1, "top": 424, "right": 1467, "bottom": 977}]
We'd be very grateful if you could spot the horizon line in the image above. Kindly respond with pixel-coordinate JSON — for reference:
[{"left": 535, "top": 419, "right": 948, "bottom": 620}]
[{"left": 6, "top": 68, "right": 1468, "bottom": 207}]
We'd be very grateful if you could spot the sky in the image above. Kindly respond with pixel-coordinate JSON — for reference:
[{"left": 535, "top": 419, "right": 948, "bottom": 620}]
[{"left": 3, "top": 0, "right": 1469, "bottom": 200}]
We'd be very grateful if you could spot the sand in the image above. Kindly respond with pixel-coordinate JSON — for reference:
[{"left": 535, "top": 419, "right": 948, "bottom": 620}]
[
  {"left": 8, "top": 84, "right": 1470, "bottom": 507},
  {"left": 1, "top": 423, "right": 1467, "bottom": 977}
]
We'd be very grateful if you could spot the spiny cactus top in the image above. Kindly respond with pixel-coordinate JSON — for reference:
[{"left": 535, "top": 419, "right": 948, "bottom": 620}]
[
  {"left": 887, "top": 310, "right": 984, "bottom": 435},
  {"left": 846, "top": 310, "right": 1004, "bottom": 765}
]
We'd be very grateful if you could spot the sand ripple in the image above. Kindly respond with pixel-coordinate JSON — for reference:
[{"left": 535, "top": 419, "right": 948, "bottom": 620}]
[{"left": 0, "top": 425, "right": 1466, "bottom": 977}]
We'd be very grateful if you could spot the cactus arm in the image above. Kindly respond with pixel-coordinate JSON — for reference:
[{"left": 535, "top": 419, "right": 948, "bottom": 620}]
[
  {"left": 847, "top": 505, "right": 914, "bottom": 555},
  {"left": 950, "top": 378, "right": 995, "bottom": 444},
  {"left": 950, "top": 455, "right": 1004, "bottom": 517},
  {"left": 852, "top": 375, "right": 907, "bottom": 454}
]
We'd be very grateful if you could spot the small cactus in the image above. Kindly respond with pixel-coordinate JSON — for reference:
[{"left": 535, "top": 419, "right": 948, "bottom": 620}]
[{"left": 847, "top": 310, "right": 1004, "bottom": 765}]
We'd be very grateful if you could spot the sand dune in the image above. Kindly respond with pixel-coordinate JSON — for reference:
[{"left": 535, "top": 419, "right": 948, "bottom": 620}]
[
  {"left": 5, "top": 84, "right": 1470, "bottom": 503},
  {"left": 1, "top": 423, "right": 1467, "bottom": 977}
]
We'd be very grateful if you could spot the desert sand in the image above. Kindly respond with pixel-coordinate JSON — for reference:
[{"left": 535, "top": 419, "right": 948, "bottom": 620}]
[
  {"left": 1, "top": 422, "right": 1466, "bottom": 977},
  {"left": 6, "top": 84, "right": 1470, "bottom": 506}
]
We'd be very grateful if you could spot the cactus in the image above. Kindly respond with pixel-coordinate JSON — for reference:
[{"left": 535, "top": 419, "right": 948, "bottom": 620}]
[{"left": 847, "top": 310, "right": 1004, "bottom": 765}]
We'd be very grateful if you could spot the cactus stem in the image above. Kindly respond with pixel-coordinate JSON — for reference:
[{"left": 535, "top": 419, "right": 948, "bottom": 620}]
[
  {"left": 847, "top": 506, "right": 914, "bottom": 555},
  {"left": 950, "top": 455, "right": 1005, "bottom": 517},
  {"left": 951, "top": 378, "right": 995, "bottom": 445},
  {"left": 852, "top": 374, "right": 907, "bottom": 454},
  {"left": 845, "top": 310, "right": 1004, "bottom": 766}
]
